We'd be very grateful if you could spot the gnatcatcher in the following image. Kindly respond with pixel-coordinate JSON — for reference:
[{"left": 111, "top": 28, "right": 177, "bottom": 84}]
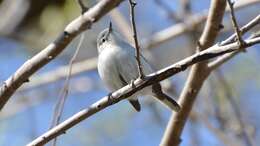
[{"left": 97, "top": 23, "right": 180, "bottom": 112}]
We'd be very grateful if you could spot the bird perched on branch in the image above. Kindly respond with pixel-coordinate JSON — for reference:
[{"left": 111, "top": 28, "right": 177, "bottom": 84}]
[{"left": 97, "top": 22, "right": 180, "bottom": 112}]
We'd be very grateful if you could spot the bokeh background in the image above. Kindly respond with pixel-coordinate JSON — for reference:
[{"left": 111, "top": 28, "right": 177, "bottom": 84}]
[{"left": 0, "top": 0, "right": 260, "bottom": 146}]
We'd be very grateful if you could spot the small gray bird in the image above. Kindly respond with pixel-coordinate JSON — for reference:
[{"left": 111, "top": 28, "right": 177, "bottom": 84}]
[{"left": 97, "top": 23, "right": 180, "bottom": 112}]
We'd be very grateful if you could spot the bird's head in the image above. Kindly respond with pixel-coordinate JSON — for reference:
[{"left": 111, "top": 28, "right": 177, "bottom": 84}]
[{"left": 97, "top": 22, "right": 120, "bottom": 53}]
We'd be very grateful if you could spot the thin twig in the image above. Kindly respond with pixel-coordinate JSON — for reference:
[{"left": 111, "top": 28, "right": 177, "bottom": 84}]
[
  {"left": 220, "top": 14, "right": 260, "bottom": 46},
  {"left": 50, "top": 3, "right": 87, "bottom": 146},
  {"left": 77, "top": 0, "right": 88, "bottom": 14},
  {"left": 208, "top": 14, "right": 260, "bottom": 70},
  {"left": 49, "top": 33, "right": 85, "bottom": 146},
  {"left": 227, "top": 0, "right": 246, "bottom": 49},
  {"left": 128, "top": 0, "right": 144, "bottom": 78},
  {"left": 26, "top": 35, "right": 260, "bottom": 146}
]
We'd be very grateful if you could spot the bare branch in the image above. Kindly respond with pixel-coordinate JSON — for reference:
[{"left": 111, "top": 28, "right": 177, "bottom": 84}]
[
  {"left": 13, "top": 23, "right": 259, "bottom": 119},
  {"left": 0, "top": 0, "right": 125, "bottom": 111},
  {"left": 160, "top": 0, "right": 227, "bottom": 145},
  {"left": 227, "top": 0, "right": 246, "bottom": 49},
  {"left": 17, "top": 2, "right": 260, "bottom": 93},
  {"left": 160, "top": 0, "right": 260, "bottom": 144},
  {"left": 141, "top": 0, "right": 260, "bottom": 50},
  {"left": 225, "top": 0, "right": 260, "bottom": 12},
  {"left": 208, "top": 14, "right": 260, "bottom": 70},
  {"left": 27, "top": 36, "right": 260, "bottom": 146},
  {"left": 128, "top": 0, "right": 144, "bottom": 78},
  {"left": 49, "top": 34, "right": 85, "bottom": 146},
  {"left": 77, "top": 0, "right": 89, "bottom": 14},
  {"left": 221, "top": 14, "right": 260, "bottom": 46}
]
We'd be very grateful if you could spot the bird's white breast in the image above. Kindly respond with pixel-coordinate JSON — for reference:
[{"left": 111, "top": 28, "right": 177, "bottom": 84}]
[{"left": 97, "top": 46, "right": 124, "bottom": 91}]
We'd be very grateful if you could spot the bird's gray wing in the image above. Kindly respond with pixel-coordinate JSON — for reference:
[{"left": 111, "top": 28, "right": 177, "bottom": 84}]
[
  {"left": 116, "top": 44, "right": 180, "bottom": 111},
  {"left": 116, "top": 46, "right": 153, "bottom": 83}
]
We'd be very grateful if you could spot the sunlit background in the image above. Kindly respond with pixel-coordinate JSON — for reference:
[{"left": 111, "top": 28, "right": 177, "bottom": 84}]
[{"left": 0, "top": 0, "right": 260, "bottom": 146}]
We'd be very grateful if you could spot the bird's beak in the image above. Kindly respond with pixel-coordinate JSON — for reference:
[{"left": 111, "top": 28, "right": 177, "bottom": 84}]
[{"left": 108, "top": 22, "right": 113, "bottom": 34}]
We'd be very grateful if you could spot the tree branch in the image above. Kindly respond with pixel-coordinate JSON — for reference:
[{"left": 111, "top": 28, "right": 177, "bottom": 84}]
[
  {"left": 208, "top": 14, "right": 260, "bottom": 70},
  {"left": 142, "top": 0, "right": 260, "bottom": 50},
  {"left": 227, "top": 0, "right": 246, "bottom": 49},
  {"left": 0, "top": 0, "right": 125, "bottom": 111},
  {"left": 160, "top": 0, "right": 227, "bottom": 145},
  {"left": 49, "top": 33, "right": 85, "bottom": 146},
  {"left": 26, "top": 36, "right": 260, "bottom": 146},
  {"left": 160, "top": 0, "right": 260, "bottom": 144},
  {"left": 77, "top": 0, "right": 88, "bottom": 14},
  {"left": 225, "top": 0, "right": 260, "bottom": 12},
  {"left": 17, "top": 2, "right": 260, "bottom": 93},
  {"left": 128, "top": 0, "right": 144, "bottom": 78}
]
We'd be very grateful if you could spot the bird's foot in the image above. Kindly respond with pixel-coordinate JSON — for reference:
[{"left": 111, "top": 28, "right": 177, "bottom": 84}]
[
  {"left": 130, "top": 80, "right": 136, "bottom": 89},
  {"left": 107, "top": 92, "right": 115, "bottom": 105}
]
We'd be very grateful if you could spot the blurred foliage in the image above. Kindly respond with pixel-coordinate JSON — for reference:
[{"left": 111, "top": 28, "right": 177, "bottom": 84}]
[{"left": 7, "top": 0, "right": 95, "bottom": 50}]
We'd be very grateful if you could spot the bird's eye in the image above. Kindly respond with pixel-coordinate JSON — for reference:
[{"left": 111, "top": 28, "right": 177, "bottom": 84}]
[{"left": 102, "top": 38, "right": 105, "bottom": 43}]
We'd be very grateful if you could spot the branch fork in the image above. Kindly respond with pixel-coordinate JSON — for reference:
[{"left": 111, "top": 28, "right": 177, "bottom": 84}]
[{"left": 227, "top": 0, "right": 247, "bottom": 51}]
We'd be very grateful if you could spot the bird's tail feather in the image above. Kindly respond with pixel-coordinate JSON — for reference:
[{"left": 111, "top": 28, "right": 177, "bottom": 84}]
[
  {"left": 128, "top": 99, "right": 141, "bottom": 112},
  {"left": 153, "top": 93, "right": 180, "bottom": 112},
  {"left": 152, "top": 83, "right": 180, "bottom": 112}
]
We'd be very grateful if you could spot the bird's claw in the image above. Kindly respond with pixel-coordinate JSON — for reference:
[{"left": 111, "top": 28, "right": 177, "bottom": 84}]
[
  {"left": 131, "top": 80, "right": 136, "bottom": 89},
  {"left": 107, "top": 92, "right": 114, "bottom": 105},
  {"left": 238, "top": 39, "right": 247, "bottom": 52}
]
